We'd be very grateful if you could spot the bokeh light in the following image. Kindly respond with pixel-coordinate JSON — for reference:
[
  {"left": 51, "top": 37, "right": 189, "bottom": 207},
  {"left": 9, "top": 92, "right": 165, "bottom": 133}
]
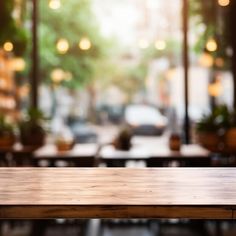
[
  {"left": 57, "top": 39, "right": 69, "bottom": 54},
  {"left": 155, "top": 40, "right": 166, "bottom": 51},
  {"left": 3, "top": 42, "right": 14, "bottom": 52},
  {"left": 218, "top": 0, "right": 230, "bottom": 7},
  {"left": 79, "top": 37, "right": 92, "bottom": 50},
  {"left": 206, "top": 38, "right": 218, "bottom": 52}
]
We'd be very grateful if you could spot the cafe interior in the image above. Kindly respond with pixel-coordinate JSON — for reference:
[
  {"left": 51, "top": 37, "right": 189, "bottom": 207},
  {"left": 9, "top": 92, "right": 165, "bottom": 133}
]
[{"left": 1, "top": 0, "right": 236, "bottom": 235}]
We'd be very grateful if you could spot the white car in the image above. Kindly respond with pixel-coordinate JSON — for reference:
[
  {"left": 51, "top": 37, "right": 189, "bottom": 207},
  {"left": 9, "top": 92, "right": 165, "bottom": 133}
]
[{"left": 124, "top": 105, "right": 167, "bottom": 135}]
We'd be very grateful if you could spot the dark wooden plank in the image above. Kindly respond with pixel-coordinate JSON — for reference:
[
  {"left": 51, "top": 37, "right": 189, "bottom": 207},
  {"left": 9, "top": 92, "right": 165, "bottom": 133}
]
[{"left": 0, "top": 205, "right": 232, "bottom": 219}]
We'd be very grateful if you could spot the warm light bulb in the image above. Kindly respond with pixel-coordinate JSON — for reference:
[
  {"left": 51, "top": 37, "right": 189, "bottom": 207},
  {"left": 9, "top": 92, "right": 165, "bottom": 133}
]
[
  {"left": 206, "top": 38, "right": 218, "bottom": 52},
  {"left": 49, "top": 0, "right": 61, "bottom": 10},
  {"left": 79, "top": 38, "right": 91, "bottom": 50},
  {"left": 3, "top": 41, "right": 14, "bottom": 52},
  {"left": 165, "top": 69, "right": 176, "bottom": 80},
  {"left": 51, "top": 69, "right": 65, "bottom": 83},
  {"left": 57, "top": 39, "right": 69, "bottom": 54},
  {"left": 18, "top": 84, "right": 30, "bottom": 98},
  {"left": 11, "top": 58, "right": 26, "bottom": 71},
  {"left": 218, "top": 0, "right": 230, "bottom": 6},
  {"left": 208, "top": 81, "right": 223, "bottom": 97},
  {"left": 155, "top": 40, "right": 166, "bottom": 50},
  {"left": 138, "top": 39, "right": 149, "bottom": 49},
  {"left": 199, "top": 52, "right": 214, "bottom": 67}
]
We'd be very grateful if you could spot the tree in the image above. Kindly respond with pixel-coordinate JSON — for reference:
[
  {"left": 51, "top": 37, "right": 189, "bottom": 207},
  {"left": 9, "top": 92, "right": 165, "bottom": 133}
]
[
  {"left": 39, "top": 0, "right": 110, "bottom": 88},
  {"left": 190, "top": 0, "right": 231, "bottom": 70},
  {"left": 190, "top": 0, "right": 234, "bottom": 109},
  {"left": 0, "top": 0, "right": 28, "bottom": 56}
]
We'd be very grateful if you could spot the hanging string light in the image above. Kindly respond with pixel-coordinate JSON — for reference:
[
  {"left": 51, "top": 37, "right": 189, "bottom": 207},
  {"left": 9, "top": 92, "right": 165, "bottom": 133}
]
[
  {"left": 208, "top": 79, "right": 223, "bottom": 97},
  {"left": 51, "top": 68, "right": 65, "bottom": 83},
  {"left": 3, "top": 41, "right": 14, "bottom": 52},
  {"left": 79, "top": 37, "right": 92, "bottom": 50},
  {"left": 56, "top": 39, "right": 69, "bottom": 54},
  {"left": 218, "top": 0, "right": 230, "bottom": 7},
  {"left": 155, "top": 40, "right": 166, "bottom": 51},
  {"left": 199, "top": 51, "right": 214, "bottom": 67},
  {"left": 49, "top": 0, "right": 61, "bottom": 10},
  {"left": 206, "top": 38, "right": 218, "bottom": 52},
  {"left": 11, "top": 58, "right": 26, "bottom": 72}
]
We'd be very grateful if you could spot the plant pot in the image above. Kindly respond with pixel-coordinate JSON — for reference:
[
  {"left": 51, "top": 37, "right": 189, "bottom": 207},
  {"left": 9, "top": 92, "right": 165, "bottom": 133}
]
[
  {"left": 113, "top": 137, "right": 132, "bottom": 151},
  {"left": 0, "top": 133, "right": 15, "bottom": 148},
  {"left": 169, "top": 133, "right": 181, "bottom": 151},
  {"left": 197, "top": 132, "right": 221, "bottom": 152},
  {"left": 56, "top": 140, "right": 74, "bottom": 152},
  {"left": 113, "top": 128, "right": 132, "bottom": 151},
  {"left": 20, "top": 124, "right": 46, "bottom": 148},
  {"left": 224, "top": 128, "right": 236, "bottom": 153}
]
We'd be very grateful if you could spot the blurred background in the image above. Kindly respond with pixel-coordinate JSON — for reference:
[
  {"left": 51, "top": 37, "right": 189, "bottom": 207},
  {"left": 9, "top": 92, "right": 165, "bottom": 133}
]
[
  {"left": 1, "top": 1, "right": 236, "bottom": 236},
  {"left": 0, "top": 0, "right": 234, "bottom": 145}
]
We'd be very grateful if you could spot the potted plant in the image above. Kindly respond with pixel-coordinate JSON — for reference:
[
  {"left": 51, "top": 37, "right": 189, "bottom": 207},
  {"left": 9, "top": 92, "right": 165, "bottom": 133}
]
[
  {"left": 0, "top": 115, "right": 15, "bottom": 148},
  {"left": 196, "top": 105, "right": 229, "bottom": 152},
  {"left": 224, "top": 111, "right": 236, "bottom": 153},
  {"left": 113, "top": 126, "right": 133, "bottom": 151},
  {"left": 169, "top": 133, "right": 181, "bottom": 151},
  {"left": 19, "top": 108, "right": 46, "bottom": 147}
]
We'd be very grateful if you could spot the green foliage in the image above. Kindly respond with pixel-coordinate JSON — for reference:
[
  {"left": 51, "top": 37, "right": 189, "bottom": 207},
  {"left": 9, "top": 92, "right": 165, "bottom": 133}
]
[
  {"left": 190, "top": 0, "right": 231, "bottom": 70},
  {"left": 20, "top": 107, "right": 47, "bottom": 126},
  {"left": 196, "top": 105, "right": 231, "bottom": 132},
  {"left": 141, "top": 39, "right": 182, "bottom": 62},
  {"left": 0, "top": 0, "right": 28, "bottom": 56},
  {"left": 0, "top": 115, "right": 14, "bottom": 134},
  {"left": 196, "top": 113, "right": 219, "bottom": 132},
  {"left": 19, "top": 108, "right": 46, "bottom": 147},
  {"left": 39, "top": 0, "right": 110, "bottom": 88},
  {"left": 19, "top": 108, "right": 46, "bottom": 141},
  {"left": 19, "top": 107, "right": 46, "bottom": 130},
  {"left": 26, "top": 108, "right": 45, "bottom": 122}
]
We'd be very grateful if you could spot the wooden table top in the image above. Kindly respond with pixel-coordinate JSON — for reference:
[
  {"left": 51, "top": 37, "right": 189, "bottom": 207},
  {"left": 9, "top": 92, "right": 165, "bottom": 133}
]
[
  {"left": 0, "top": 168, "right": 235, "bottom": 219},
  {"left": 34, "top": 144, "right": 98, "bottom": 159},
  {"left": 100, "top": 144, "right": 209, "bottom": 160}
]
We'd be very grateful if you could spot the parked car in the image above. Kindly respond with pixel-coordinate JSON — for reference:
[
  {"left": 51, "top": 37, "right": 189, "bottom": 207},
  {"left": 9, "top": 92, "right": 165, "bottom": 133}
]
[
  {"left": 124, "top": 104, "right": 167, "bottom": 136},
  {"left": 96, "top": 104, "right": 124, "bottom": 124},
  {"left": 66, "top": 117, "right": 98, "bottom": 143}
]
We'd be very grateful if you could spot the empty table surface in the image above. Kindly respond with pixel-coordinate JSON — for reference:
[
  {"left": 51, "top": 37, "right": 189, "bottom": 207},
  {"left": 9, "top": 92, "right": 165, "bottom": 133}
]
[
  {"left": 34, "top": 144, "right": 98, "bottom": 159},
  {"left": 100, "top": 144, "right": 210, "bottom": 160},
  {"left": 149, "top": 144, "right": 210, "bottom": 158},
  {"left": 100, "top": 144, "right": 150, "bottom": 160},
  {"left": 0, "top": 168, "right": 235, "bottom": 219}
]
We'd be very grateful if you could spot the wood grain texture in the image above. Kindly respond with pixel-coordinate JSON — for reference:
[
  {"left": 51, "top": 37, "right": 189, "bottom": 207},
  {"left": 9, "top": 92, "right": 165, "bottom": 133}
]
[{"left": 0, "top": 168, "right": 235, "bottom": 219}]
